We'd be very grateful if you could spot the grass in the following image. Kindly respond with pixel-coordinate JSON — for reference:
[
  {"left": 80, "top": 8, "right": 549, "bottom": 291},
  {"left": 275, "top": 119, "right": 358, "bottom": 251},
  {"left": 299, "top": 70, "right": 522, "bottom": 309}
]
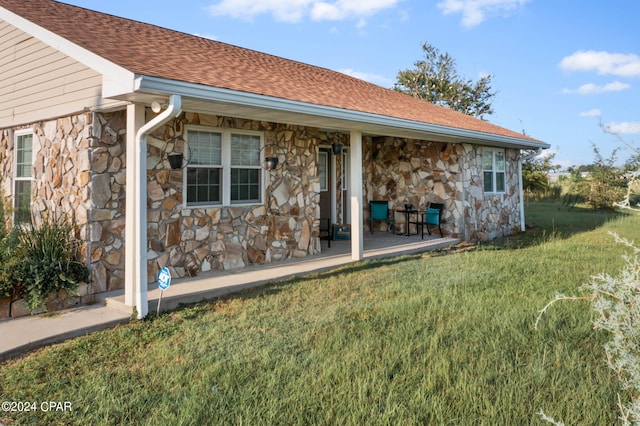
[{"left": 1, "top": 200, "right": 637, "bottom": 425}]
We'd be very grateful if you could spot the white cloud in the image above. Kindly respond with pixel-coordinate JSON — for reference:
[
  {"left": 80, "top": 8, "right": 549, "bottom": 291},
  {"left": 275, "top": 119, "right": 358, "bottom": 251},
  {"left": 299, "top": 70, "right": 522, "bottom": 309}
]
[
  {"left": 338, "top": 68, "right": 393, "bottom": 86},
  {"left": 436, "top": 0, "right": 531, "bottom": 27},
  {"left": 579, "top": 109, "right": 601, "bottom": 117},
  {"left": 208, "top": 0, "right": 400, "bottom": 24},
  {"left": 604, "top": 121, "right": 640, "bottom": 135},
  {"left": 562, "top": 81, "right": 630, "bottom": 95},
  {"left": 560, "top": 50, "right": 640, "bottom": 77}
]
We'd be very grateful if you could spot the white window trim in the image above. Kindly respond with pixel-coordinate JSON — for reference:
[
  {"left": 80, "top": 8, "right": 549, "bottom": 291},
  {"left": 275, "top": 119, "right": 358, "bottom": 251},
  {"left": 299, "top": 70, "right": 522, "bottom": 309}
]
[
  {"left": 183, "top": 125, "right": 265, "bottom": 208},
  {"left": 13, "top": 129, "right": 34, "bottom": 224},
  {"left": 483, "top": 148, "right": 506, "bottom": 194}
]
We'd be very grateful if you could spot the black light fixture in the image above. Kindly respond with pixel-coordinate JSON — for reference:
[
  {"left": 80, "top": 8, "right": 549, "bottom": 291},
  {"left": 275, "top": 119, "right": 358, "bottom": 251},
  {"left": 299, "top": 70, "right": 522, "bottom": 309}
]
[
  {"left": 332, "top": 143, "right": 343, "bottom": 155},
  {"left": 264, "top": 156, "right": 279, "bottom": 171},
  {"left": 260, "top": 144, "right": 287, "bottom": 171}
]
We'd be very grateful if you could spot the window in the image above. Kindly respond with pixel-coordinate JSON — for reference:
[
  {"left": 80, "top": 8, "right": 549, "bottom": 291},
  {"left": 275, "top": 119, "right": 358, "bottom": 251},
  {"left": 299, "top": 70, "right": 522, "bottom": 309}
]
[
  {"left": 342, "top": 148, "right": 349, "bottom": 191},
  {"left": 319, "top": 151, "right": 328, "bottom": 191},
  {"left": 185, "top": 127, "right": 263, "bottom": 207},
  {"left": 483, "top": 148, "right": 506, "bottom": 193},
  {"left": 14, "top": 131, "right": 33, "bottom": 224},
  {"left": 230, "top": 133, "right": 261, "bottom": 203}
]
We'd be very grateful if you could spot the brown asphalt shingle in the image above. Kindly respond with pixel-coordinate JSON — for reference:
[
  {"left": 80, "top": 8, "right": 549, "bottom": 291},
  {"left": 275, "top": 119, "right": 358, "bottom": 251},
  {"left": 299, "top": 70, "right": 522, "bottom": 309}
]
[{"left": 1, "top": 0, "right": 543, "bottom": 144}]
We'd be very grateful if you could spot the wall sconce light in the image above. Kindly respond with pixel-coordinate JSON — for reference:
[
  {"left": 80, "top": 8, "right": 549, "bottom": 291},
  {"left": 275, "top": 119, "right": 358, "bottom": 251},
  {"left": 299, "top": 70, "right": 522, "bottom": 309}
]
[
  {"left": 264, "top": 156, "right": 279, "bottom": 171},
  {"left": 332, "top": 143, "right": 343, "bottom": 155},
  {"left": 260, "top": 144, "right": 287, "bottom": 171}
]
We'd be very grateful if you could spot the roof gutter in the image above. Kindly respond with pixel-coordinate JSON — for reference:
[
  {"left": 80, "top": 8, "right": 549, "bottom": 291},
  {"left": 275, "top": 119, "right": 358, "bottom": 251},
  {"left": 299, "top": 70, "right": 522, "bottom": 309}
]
[
  {"left": 134, "top": 94, "right": 182, "bottom": 319},
  {"left": 134, "top": 76, "right": 551, "bottom": 150},
  {"left": 518, "top": 148, "right": 543, "bottom": 232}
]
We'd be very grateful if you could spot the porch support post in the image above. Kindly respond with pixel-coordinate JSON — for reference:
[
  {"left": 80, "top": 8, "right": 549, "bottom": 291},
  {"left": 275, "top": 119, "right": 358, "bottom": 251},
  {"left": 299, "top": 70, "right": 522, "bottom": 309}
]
[
  {"left": 349, "top": 130, "right": 363, "bottom": 261},
  {"left": 124, "top": 103, "right": 145, "bottom": 307}
]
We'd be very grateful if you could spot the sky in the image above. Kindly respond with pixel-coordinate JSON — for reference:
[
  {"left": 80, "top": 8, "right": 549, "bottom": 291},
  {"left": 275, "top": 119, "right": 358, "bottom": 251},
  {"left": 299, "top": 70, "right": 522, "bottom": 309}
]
[{"left": 60, "top": 0, "right": 640, "bottom": 169}]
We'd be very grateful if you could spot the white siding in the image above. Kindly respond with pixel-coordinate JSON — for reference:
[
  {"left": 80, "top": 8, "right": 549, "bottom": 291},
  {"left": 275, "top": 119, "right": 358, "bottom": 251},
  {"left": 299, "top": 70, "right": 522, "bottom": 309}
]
[{"left": 0, "top": 20, "right": 122, "bottom": 128}]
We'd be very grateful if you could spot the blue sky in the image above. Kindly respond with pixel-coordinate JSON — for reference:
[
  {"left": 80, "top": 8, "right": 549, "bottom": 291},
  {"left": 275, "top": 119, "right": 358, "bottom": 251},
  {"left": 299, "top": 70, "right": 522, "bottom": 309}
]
[{"left": 61, "top": 0, "right": 640, "bottom": 169}]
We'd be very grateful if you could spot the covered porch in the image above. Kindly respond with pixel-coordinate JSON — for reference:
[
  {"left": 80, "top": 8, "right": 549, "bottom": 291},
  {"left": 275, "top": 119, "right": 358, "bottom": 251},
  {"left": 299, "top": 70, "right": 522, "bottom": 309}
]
[{"left": 104, "top": 232, "right": 459, "bottom": 315}]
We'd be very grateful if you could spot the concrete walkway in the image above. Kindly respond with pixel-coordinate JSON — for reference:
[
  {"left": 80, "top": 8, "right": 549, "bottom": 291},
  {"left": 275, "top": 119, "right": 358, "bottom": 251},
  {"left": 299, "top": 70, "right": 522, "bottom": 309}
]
[{"left": 0, "top": 234, "right": 458, "bottom": 361}]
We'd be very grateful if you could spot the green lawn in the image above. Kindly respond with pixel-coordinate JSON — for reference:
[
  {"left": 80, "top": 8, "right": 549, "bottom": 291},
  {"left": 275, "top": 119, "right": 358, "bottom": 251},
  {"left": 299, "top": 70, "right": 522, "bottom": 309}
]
[{"left": 1, "top": 201, "right": 636, "bottom": 425}]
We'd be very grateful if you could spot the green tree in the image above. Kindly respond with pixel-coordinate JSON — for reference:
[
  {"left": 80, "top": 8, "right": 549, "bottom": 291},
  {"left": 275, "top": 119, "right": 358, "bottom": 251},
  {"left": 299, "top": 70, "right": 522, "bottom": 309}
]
[
  {"left": 394, "top": 42, "right": 496, "bottom": 119},
  {"left": 564, "top": 146, "right": 626, "bottom": 210},
  {"left": 522, "top": 152, "right": 559, "bottom": 201}
]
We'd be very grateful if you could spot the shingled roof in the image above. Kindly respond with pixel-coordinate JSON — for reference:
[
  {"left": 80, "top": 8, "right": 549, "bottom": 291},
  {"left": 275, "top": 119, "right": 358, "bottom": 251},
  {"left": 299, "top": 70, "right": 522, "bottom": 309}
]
[{"left": 0, "top": 0, "right": 546, "bottom": 147}]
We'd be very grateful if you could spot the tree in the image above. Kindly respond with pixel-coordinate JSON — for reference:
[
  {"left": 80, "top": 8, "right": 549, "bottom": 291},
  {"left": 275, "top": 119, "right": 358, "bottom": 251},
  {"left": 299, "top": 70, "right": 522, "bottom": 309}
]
[
  {"left": 563, "top": 146, "right": 626, "bottom": 210},
  {"left": 522, "top": 152, "right": 560, "bottom": 201},
  {"left": 394, "top": 42, "right": 496, "bottom": 119}
]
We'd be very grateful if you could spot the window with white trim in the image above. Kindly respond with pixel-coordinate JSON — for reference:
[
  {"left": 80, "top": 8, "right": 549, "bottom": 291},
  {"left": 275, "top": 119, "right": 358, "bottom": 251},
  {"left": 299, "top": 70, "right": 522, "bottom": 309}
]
[
  {"left": 14, "top": 131, "right": 33, "bottom": 224},
  {"left": 185, "top": 127, "right": 263, "bottom": 207},
  {"left": 483, "top": 148, "right": 506, "bottom": 193},
  {"left": 319, "top": 151, "right": 328, "bottom": 191},
  {"left": 342, "top": 149, "right": 349, "bottom": 190}
]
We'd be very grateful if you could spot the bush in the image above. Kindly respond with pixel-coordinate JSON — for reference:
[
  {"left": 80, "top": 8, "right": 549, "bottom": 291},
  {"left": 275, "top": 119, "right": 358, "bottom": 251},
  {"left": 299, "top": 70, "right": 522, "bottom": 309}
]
[
  {"left": 563, "top": 148, "right": 627, "bottom": 210},
  {"left": 537, "top": 233, "right": 640, "bottom": 424},
  {"left": 586, "top": 234, "right": 640, "bottom": 424},
  {"left": 0, "top": 218, "right": 89, "bottom": 313}
]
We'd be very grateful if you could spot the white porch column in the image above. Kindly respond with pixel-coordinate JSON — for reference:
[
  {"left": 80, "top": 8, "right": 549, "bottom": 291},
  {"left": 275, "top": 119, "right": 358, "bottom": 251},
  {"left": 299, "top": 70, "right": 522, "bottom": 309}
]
[
  {"left": 125, "top": 103, "right": 145, "bottom": 307},
  {"left": 349, "top": 130, "right": 363, "bottom": 260}
]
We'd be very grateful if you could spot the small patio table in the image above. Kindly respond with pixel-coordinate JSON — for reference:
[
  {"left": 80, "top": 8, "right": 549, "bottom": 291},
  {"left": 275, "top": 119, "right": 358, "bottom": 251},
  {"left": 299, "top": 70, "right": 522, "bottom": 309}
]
[{"left": 395, "top": 208, "right": 423, "bottom": 236}]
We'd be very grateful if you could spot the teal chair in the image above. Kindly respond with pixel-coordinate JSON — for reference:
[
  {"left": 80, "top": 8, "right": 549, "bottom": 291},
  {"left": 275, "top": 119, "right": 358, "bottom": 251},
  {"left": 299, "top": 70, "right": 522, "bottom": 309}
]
[
  {"left": 423, "top": 203, "right": 444, "bottom": 238},
  {"left": 369, "top": 201, "right": 394, "bottom": 234}
]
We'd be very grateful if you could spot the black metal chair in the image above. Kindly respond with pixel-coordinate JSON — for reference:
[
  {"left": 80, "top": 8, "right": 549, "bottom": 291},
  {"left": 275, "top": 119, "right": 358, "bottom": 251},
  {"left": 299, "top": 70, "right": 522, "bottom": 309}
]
[
  {"left": 319, "top": 217, "right": 332, "bottom": 248},
  {"left": 369, "top": 200, "right": 394, "bottom": 234}
]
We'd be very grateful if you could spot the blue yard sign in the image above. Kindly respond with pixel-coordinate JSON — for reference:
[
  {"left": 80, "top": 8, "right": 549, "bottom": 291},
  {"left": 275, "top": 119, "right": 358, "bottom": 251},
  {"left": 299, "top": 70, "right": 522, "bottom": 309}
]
[
  {"left": 157, "top": 267, "right": 172, "bottom": 316},
  {"left": 158, "top": 267, "right": 171, "bottom": 291}
]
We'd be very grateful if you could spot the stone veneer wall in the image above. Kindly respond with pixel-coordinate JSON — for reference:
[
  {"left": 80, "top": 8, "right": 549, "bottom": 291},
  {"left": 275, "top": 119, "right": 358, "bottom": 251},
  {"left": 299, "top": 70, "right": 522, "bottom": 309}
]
[
  {"left": 459, "top": 144, "right": 521, "bottom": 241},
  {"left": 0, "top": 111, "right": 127, "bottom": 316},
  {"left": 143, "top": 112, "right": 324, "bottom": 283},
  {"left": 363, "top": 136, "right": 521, "bottom": 241},
  {"left": 0, "top": 109, "right": 328, "bottom": 316},
  {"left": 364, "top": 136, "right": 463, "bottom": 236}
]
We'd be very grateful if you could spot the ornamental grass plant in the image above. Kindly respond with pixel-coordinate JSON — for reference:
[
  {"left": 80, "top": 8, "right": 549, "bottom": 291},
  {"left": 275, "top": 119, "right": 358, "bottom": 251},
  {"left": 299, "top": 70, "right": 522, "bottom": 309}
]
[
  {"left": 0, "top": 201, "right": 636, "bottom": 425},
  {"left": 0, "top": 217, "right": 88, "bottom": 314}
]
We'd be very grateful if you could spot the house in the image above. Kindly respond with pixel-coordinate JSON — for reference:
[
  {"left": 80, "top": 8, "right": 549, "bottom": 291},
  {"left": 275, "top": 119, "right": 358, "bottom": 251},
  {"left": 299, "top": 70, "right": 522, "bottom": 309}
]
[{"left": 0, "top": 0, "right": 549, "bottom": 318}]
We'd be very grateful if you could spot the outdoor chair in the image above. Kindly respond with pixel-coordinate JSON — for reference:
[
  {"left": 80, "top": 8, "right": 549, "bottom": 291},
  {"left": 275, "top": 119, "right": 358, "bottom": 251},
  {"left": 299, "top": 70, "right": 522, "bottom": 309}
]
[
  {"left": 369, "top": 200, "right": 394, "bottom": 234},
  {"left": 319, "top": 217, "right": 332, "bottom": 248},
  {"left": 410, "top": 202, "right": 445, "bottom": 239}
]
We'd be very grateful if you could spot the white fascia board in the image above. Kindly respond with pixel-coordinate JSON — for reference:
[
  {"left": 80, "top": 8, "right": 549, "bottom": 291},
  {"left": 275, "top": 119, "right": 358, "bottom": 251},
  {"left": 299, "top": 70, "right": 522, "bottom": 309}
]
[
  {"left": 0, "top": 7, "right": 136, "bottom": 97},
  {"left": 137, "top": 76, "right": 550, "bottom": 150}
]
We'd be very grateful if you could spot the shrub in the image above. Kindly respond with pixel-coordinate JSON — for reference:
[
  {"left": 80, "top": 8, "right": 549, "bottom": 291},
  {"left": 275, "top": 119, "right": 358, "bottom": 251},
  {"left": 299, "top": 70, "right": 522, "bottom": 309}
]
[
  {"left": 563, "top": 147, "right": 627, "bottom": 210},
  {"left": 0, "top": 218, "right": 89, "bottom": 313},
  {"left": 586, "top": 234, "right": 640, "bottom": 424},
  {"left": 537, "top": 233, "right": 640, "bottom": 424}
]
